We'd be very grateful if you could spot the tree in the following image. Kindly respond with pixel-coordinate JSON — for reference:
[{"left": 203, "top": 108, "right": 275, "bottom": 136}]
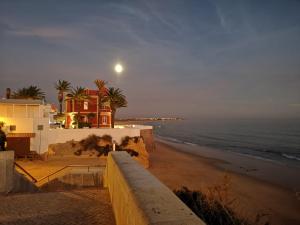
[
  {"left": 105, "top": 87, "right": 127, "bottom": 128},
  {"left": 55, "top": 80, "right": 71, "bottom": 114},
  {"left": 94, "top": 79, "right": 108, "bottom": 128},
  {"left": 87, "top": 112, "right": 96, "bottom": 127},
  {"left": 67, "top": 86, "right": 89, "bottom": 128},
  {"left": 12, "top": 85, "right": 45, "bottom": 100}
]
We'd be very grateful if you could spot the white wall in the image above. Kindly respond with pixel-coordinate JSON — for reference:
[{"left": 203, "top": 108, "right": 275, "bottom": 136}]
[
  {"left": 0, "top": 117, "right": 34, "bottom": 133},
  {"left": 115, "top": 125, "right": 153, "bottom": 129},
  {"left": 1, "top": 109, "right": 152, "bottom": 154},
  {"left": 31, "top": 118, "right": 51, "bottom": 154},
  {"left": 38, "top": 127, "right": 145, "bottom": 154}
]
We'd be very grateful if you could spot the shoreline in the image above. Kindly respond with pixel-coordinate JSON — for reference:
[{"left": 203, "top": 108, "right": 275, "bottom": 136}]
[
  {"left": 155, "top": 137, "right": 300, "bottom": 191},
  {"left": 148, "top": 138, "right": 300, "bottom": 225}
]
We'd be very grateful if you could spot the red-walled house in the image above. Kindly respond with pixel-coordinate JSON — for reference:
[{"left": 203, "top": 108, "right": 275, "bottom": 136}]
[{"left": 65, "top": 89, "right": 111, "bottom": 128}]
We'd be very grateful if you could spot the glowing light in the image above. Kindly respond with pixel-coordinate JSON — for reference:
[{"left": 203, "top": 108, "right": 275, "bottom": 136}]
[{"left": 114, "top": 63, "right": 124, "bottom": 74}]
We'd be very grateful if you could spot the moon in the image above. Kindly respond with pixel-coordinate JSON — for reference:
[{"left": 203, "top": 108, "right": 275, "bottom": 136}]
[{"left": 114, "top": 63, "right": 124, "bottom": 74}]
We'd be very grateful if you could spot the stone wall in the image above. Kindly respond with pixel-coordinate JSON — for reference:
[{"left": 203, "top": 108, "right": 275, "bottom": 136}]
[
  {"left": 140, "top": 128, "right": 155, "bottom": 152},
  {"left": 0, "top": 151, "right": 14, "bottom": 193},
  {"left": 104, "top": 152, "right": 205, "bottom": 225}
]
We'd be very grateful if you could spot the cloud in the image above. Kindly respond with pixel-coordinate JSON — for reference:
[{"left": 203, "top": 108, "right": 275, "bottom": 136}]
[
  {"left": 107, "top": 3, "right": 150, "bottom": 22},
  {"left": 6, "top": 27, "right": 76, "bottom": 39},
  {"left": 214, "top": 4, "right": 229, "bottom": 31},
  {"left": 142, "top": 0, "right": 180, "bottom": 34}
]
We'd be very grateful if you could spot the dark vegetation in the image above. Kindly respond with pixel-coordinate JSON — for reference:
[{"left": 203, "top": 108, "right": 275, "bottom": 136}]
[
  {"left": 12, "top": 85, "right": 45, "bottom": 100},
  {"left": 119, "top": 135, "right": 140, "bottom": 147},
  {"left": 74, "top": 134, "right": 139, "bottom": 157},
  {"left": 174, "top": 176, "right": 270, "bottom": 225}
]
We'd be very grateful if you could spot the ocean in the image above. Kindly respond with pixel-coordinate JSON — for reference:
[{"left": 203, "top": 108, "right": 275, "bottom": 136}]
[{"left": 143, "top": 118, "right": 300, "bottom": 167}]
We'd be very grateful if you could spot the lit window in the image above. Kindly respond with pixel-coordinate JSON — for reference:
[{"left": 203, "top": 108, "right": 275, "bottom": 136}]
[
  {"left": 102, "top": 116, "right": 107, "bottom": 125},
  {"left": 84, "top": 101, "right": 88, "bottom": 110}
]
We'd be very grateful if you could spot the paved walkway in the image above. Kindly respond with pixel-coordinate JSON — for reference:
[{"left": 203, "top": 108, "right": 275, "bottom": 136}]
[{"left": 0, "top": 188, "right": 115, "bottom": 225}]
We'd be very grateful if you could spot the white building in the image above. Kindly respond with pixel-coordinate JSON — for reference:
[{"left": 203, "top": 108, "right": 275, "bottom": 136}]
[
  {"left": 0, "top": 99, "right": 52, "bottom": 154},
  {"left": 0, "top": 99, "right": 154, "bottom": 156}
]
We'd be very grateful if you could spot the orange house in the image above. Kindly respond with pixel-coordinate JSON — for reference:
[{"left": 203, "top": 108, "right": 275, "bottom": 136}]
[{"left": 65, "top": 89, "right": 111, "bottom": 128}]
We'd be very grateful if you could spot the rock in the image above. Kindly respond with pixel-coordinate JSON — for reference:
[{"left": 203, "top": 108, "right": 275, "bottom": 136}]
[{"left": 124, "top": 137, "right": 150, "bottom": 168}]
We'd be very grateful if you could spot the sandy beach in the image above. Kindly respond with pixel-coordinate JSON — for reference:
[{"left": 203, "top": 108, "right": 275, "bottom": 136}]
[{"left": 148, "top": 139, "right": 300, "bottom": 225}]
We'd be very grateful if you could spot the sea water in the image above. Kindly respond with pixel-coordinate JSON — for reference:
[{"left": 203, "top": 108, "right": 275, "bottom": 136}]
[{"left": 143, "top": 118, "right": 300, "bottom": 167}]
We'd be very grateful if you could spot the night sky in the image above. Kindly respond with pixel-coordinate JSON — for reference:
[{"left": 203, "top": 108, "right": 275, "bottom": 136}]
[{"left": 1, "top": 0, "right": 300, "bottom": 118}]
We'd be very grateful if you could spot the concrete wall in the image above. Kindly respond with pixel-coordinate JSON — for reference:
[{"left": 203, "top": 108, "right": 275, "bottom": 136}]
[
  {"left": 12, "top": 171, "right": 39, "bottom": 193},
  {"left": 104, "top": 152, "right": 205, "bottom": 225},
  {"left": 36, "top": 127, "right": 143, "bottom": 154},
  {"left": 47, "top": 128, "right": 140, "bottom": 144},
  {"left": 0, "top": 151, "right": 14, "bottom": 193},
  {"left": 1, "top": 118, "right": 153, "bottom": 154}
]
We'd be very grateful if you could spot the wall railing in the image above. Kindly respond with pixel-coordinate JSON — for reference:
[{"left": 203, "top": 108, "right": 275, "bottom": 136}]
[{"left": 14, "top": 163, "right": 104, "bottom": 186}]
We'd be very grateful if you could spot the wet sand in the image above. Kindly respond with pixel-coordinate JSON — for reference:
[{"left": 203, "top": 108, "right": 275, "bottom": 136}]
[{"left": 148, "top": 139, "right": 300, "bottom": 225}]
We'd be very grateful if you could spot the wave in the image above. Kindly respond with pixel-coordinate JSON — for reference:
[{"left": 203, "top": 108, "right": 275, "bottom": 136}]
[
  {"left": 158, "top": 135, "right": 300, "bottom": 163},
  {"left": 157, "top": 135, "right": 183, "bottom": 144},
  {"left": 233, "top": 152, "right": 284, "bottom": 164},
  {"left": 282, "top": 153, "right": 300, "bottom": 161},
  {"left": 157, "top": 135, "right": 198, "bottom": 146},
  {"left": 183, "top": 141, "right": 198, "bottom": 146}
]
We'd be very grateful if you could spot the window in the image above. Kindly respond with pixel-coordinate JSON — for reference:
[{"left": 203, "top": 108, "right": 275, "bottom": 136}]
[
  {"left": 84, "top": 101, "right": 88, "bottom": 110},
  {"left": 102, "top": 116, "right": 107, "bottom": 125}
]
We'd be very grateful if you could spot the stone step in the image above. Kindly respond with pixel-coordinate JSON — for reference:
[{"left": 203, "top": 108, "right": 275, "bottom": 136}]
[{"left": 40, "top": 172, "right": 103, "bottom": 191}]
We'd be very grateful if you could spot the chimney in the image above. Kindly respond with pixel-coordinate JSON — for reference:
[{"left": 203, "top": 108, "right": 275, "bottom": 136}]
[{"left": 6, "top": 88, "right": 11, "bottom": 99}]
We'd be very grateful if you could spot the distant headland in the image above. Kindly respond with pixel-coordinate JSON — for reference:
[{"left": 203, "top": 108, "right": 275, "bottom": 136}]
[{"left": 116, "top": 117, "right": 184, "bottom": 122}]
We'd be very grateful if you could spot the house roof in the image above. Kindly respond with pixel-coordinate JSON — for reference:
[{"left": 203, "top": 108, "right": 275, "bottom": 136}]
[{"left": 0, "top": 98, "right": 44, "bottom": 105}]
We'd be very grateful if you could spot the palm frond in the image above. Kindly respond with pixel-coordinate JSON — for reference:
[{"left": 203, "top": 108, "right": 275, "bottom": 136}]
[
  {"left": 12, "top": 85, "right": 45, "bottom": 100},
  {"left": 55, "top": 80, "right": 71, "bottom": 91}
]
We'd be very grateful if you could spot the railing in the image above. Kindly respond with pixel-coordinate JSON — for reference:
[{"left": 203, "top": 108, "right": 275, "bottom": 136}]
[
  {"left": 36, "top": 165, "right": 104, "bottom": 185},
  {"left": 14, "top": 163, "right": 104, "bottom": 185},
  {"left": 14, "top": 162, "right": 38, "bottom": 183}
]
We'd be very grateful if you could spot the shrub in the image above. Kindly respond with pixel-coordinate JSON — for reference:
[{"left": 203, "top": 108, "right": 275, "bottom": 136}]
[
  {"left": 118, "top": 148, "right": 139, "bottom": 157},
  {"left": 78, "top": 121, "right": 91, "bottom": 128},
  {"left": 175, "top": 181, "right": 270, "bottom": 225},
  {"left": 102, "top": 134, "right": 113, "bottom": 143},
  {"left": 79, "top": 134, "right": 101, "bottom": 151},
  {"left": 174, "top": 186, "right": 250, "bottom": 225},
  {"left": 120, "top": 136, "right": 130, "bottom": 147},
  {"left": 75, "top": 134, "right": 138, "bottom": 157}
]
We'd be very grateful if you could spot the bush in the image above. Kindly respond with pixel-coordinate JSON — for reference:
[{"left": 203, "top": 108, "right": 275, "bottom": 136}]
[
  {"left": 118, "top": 148, "right": 139, "bottom": 157},
  {"left": 79, "top": 134, "right": 101, "bottom": 151},
  {"left": 174, "top": 183, "right": 270, "bottom": 225},
  {"left": 102, "top": 134, "right": 113, "bottom": 143},
  {"left": 78, "top": 121, "right": 91, "bottom": 128},
  {"left": 120, "top": 136, "right": 130, "bottom": 147},
  {"left": 174, "top": 186, "right": 250, "bottom": 225},
  {"left": 75, "top": 134, "right": 138, "bottom": 157}
]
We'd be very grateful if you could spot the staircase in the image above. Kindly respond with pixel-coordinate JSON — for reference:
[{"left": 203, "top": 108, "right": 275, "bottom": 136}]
[{"left": 13, "top": 162, "right": 105, "bottom": 192}]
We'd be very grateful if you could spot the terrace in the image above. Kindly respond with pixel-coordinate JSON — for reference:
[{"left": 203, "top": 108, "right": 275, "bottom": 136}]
[{"left": 0, "top": 151, "right": 205, "bottom": 225}]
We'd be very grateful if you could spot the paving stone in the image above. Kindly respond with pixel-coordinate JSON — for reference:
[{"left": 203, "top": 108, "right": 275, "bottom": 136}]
[{"left": 0, "top": 188, "right": 115, "bottom": 225}]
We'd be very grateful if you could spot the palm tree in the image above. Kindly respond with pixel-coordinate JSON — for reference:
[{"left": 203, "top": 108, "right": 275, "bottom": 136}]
[
  {"left": 67, "top": 86, "right": 89, "bottom": 128},
  {"left": 12, "top": 85, "right": 45, "bottom": 100},
  {"left": 106, "top": 87, "right": 127, "bottom": 128},
  {"left": 94, "top": 79, "right": 108, "bottom": 128},
  {"left": 55, "top": 80, "right": 71, "bottom": 114}
]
